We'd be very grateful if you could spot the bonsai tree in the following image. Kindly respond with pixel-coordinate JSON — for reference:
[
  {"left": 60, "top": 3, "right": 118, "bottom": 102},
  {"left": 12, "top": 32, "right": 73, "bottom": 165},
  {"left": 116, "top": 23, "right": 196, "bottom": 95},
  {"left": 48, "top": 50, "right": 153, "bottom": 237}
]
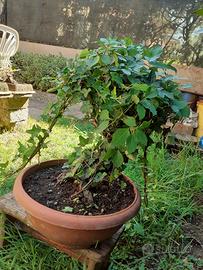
[{"left": 15, "top": 38, "right": 189, "bottom": 206}]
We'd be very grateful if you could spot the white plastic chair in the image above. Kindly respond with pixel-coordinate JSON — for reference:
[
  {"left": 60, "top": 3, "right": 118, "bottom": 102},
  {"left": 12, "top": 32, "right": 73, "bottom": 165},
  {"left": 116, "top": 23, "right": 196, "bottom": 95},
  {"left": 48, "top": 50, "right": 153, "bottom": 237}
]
[{"left": 0, "top": 24, "right": 19, "bottom": 68}]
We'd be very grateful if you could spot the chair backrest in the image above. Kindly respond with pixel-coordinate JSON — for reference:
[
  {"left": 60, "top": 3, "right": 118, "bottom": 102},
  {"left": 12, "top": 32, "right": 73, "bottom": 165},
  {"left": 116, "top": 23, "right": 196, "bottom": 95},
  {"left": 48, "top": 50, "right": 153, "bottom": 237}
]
[{"left": 0, "top": 24, "right": 19, "bottom": 68}]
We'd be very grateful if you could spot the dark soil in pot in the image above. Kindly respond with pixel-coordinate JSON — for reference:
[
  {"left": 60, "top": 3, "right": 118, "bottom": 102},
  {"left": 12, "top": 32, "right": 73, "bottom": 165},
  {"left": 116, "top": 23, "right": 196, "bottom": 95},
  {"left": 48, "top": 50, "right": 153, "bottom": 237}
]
[{"left": 23, "top": 164, "right": 135, "bottom": 216}]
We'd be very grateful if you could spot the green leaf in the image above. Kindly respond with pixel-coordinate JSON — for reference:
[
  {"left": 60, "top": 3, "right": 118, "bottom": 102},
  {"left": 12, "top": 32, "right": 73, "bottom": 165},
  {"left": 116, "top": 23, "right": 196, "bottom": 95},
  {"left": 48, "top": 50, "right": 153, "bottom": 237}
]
[
  {"left": 133, "top": 222, "right": 145, "bottom": 236},
  {"left": 171, "top": 100, "right": 188, "bottom": 113},
  {"left": 123, "top": 116, "right": 136, "bottom": 127},
  {"left": 81, "top": 101, "right": 93, "bottom": 114},
  {"left": 86, "top": 167, "right": 96, "bottom": 177},
  {"left": 101, "top": 54, "right": 112, "bottom": 65},
  {"left": 128, "top": 47, "right": 138, "bottom": 56},
  {"left": 47, "top": 87, "right": 56, "bottom": 93},
  {"left": 0, "top": 162, "right": 9, "bottom": 175},
  {"left": 87, "top": 55, "right": 100, "bottom": 67},
  {"left": 150, "top": 46, "right": 163, "bottom": 57},
  {"left": 133, "top": 83, "right": 149, "bottom": 92},
  {"left": 144, "top": 46, "right": 162, "bottom": 62},
  {"left": 103, "top": 148, "right": 115, "bottom": 160},
  {"left": 111, "top": 72, "right": 123, "bottom": 85},
  {"left": 79, "top": 135, "right": 89, "bottom": 146},
  {"left": 62, "top": 206, "right": 73, "bottom": 213},
  {"left": 96, "top": 120, "right": 109, "bottom": 133},
  {"left": 137, "top": 104, "right": 146, "bottom": 120},
  {"left": 132, "top": 95, "right": 140, "bottom": 104},
  {"left": 141, "top": 100, "right": 157, "bottom": 116},
  {"left": 67, "top": 152, "right": 77, "bottom": 164},
  {"left": 158, "top": 89, "right": 174, "bottom": 99},
  {"left": 121, "top": 69, "right": 131, "bottom": 75},
  {"left": 126, "top": 134, "right": 137, "bottom": 153},
  {"left": 113, "top": 53, "right": 119, "bottom": 66},
  {"left": 139, "top": 121, "right": 151, "bottom": 129},
  {"left": 99, "top": 38, "right": 108, "bottom": 44},
  {"left": 100, "top": 110, "right": 110, "bottom": 121},
  {"left": 80, "top": 49, "right": 89, "bottom": 58},
  {"left": 151, "top": 61, "right": 177, "bottom": 72},
  {"left": 194, "top": 8, "right": 203, "bottom": 16},
  {"left": 135, "top": 129, "right": 148, "bottom": 147},
  {"left": 112, "top": 86, "right": 117, "bottom": 98},
  {"left": 146, "top": 89, "right": 157, "bottom": 99},
  {"left": 111, "top": 128, "right": 130, "bottom": 147},
  {"left": 94, "top": 172, "right": 107, "bottom": 183},
  {"left": 83, "top": 88, "right": 91, "bottom": 98},
  {"left": 180, "top": 106, "right": 190, "bottom": 117},
  {"left": 139, "top": 262, "right": 145, "bottom": 270},
  {"left": 124, "top": 37, "right": 133, "bottom": 45},
  {"left": 26, "top": 124, "right": 43, "bottom": 136},
  {"left": 112, "top": 150, "right": 124, "bottom": 168}
]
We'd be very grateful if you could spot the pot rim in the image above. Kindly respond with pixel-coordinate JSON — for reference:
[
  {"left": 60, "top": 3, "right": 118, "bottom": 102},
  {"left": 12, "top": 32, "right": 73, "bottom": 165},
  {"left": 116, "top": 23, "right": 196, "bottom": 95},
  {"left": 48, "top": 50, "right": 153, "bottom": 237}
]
[{"left": 13, "top": 159, "right": 141, "bottom": 230}]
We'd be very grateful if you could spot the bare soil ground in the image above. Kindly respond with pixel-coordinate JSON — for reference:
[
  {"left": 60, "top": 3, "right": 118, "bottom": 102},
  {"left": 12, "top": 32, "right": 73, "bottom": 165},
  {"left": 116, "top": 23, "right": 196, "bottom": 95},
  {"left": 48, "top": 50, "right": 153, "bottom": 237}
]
[{"left": 182, "top": 194, "right": 203, "bottom": 260}]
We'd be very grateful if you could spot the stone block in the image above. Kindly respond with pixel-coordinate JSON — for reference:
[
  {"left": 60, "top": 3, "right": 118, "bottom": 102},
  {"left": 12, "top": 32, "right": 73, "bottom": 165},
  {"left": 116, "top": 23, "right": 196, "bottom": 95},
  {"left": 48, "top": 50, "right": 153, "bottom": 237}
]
[
  {"left": 0, "top": 82, "right": 10, "bottom": 95},
  {"left": 10, "top": 108, "right": 29, "bottom": 123},
  {"left": 0, "top": 97, "right": 29, "bottom": 110},
  {"left": 0, "top": 83, "right": 34, "bottom": 129},
  {"left": 7, "top": 83, "right": 34, "bottom": 94},
  {"left": 0, "top": 108, "right": 28, "bottom": 129}
]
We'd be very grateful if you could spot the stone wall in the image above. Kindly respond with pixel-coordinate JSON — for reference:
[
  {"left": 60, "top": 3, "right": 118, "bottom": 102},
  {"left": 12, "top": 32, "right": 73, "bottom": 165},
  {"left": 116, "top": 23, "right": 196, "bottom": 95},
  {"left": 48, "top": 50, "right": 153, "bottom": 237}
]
[{"left": 4, "top": 0, "right": 203, "bottom": 65}]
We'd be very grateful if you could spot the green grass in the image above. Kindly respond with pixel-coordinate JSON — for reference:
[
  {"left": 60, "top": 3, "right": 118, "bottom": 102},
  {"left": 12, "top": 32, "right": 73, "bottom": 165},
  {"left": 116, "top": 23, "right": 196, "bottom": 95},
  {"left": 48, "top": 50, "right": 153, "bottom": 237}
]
[
  {"left": 0, "top": 119, "right": 203, "bottom": 269},
  {"left": 113, "top": 144, "right": 203, "bottom": 270},
  {"left": 0, "top": 224, "right": 81, "bottom": 270},
  {"left": 0, "top": 117, "right": 79, "bottom": 196}
]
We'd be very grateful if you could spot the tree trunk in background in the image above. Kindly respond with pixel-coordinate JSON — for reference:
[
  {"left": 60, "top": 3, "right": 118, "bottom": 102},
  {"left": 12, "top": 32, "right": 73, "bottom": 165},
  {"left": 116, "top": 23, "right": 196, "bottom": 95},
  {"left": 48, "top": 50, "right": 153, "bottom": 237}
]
[{"left": 0, "top": 0, "right": 6, "bottom": 24}]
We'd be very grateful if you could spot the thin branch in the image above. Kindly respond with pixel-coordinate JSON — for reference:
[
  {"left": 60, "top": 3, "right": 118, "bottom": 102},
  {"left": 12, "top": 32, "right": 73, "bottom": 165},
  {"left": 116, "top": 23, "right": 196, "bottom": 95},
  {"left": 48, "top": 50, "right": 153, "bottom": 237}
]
[{"left": 142, "top": 148, "right": 148, "bottom": 207}]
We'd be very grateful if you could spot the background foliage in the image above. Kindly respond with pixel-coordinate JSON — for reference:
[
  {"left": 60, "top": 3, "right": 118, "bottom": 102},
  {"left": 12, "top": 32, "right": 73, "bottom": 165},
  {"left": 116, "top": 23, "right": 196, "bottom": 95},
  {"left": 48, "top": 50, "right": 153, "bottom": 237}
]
[{"left": 12, "top": 52, "right": 67, "bottom": 91}]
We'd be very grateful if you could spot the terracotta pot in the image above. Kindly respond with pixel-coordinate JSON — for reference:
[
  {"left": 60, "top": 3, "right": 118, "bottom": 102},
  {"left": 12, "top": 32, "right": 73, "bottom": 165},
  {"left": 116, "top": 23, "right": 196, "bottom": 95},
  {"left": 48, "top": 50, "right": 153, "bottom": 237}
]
[{"left": 13, "top": 159, "right": 141, "bottom": 249}]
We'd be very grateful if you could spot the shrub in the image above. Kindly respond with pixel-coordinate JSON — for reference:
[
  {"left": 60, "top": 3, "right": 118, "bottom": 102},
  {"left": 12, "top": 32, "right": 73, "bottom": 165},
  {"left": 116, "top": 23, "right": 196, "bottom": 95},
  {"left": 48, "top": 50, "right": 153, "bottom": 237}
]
[
  {"left": 11, "top": 52, "right": 67, "bottom": 91},
  {"left": 16, "top": 38, "right": 189, "bottom": 197}
]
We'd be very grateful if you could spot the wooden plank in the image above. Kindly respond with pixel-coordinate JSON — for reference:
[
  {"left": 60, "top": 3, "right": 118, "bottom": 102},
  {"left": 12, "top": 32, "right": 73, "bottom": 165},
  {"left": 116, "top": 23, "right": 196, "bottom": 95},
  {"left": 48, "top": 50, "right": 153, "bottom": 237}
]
[
  {"left": 0, "top": 192, "right": 123, "bottom": 268},
  {"left": 174, "top": 134, "right": 198, "bottom": 143},
  {"left": 0, "top": 211, "right": 5, "bottom": 248},
  {"left": 13, "top": 219, "right": 123, "bottom": 263},
  {"left": 0, "top": 193, "right": 28, "bottom": 224},
  {"left": 180, "top": 88, "right": 203, "bottom": 96},
  {"left": 93, "top": 227, "right": 124, "bottom": 257},
  {"left": 87, "top": 259, "right": 109, "bottom": 270}
]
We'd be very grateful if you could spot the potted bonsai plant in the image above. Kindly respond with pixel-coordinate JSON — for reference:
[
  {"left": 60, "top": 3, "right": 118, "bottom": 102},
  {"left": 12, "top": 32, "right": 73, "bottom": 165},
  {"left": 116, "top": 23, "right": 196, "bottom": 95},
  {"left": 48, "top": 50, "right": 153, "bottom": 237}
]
[{"left": 13, "top": 38, "right": 189, "bottom": 248}]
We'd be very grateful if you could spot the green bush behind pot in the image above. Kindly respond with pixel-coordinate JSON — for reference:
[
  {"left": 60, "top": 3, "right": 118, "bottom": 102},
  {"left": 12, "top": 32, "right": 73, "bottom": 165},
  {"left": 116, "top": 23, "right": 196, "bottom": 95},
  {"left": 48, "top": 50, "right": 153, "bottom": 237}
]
[{"left": 12, "top": 52, "right": 67, "bottom": 91}]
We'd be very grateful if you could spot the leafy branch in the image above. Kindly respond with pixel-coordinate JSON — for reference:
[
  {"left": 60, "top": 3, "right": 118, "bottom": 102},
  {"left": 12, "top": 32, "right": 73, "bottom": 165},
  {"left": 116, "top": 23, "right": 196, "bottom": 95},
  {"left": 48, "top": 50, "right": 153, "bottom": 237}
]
[{"left": 2, "top": 38, "right": 189, "bottom": 206}]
